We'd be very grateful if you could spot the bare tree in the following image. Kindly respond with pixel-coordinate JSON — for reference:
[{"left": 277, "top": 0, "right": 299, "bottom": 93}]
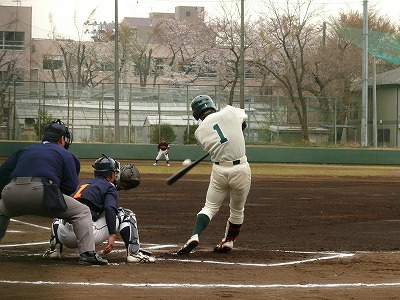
[
  {"left": 207, "top": 3, "right": 259, "bottom": 105},
  {"left": 310, "top": 8, "right": 398, "bottom": 141},
  {"left": 256, "top": 0, "right": 321, "bottom": 142},
  {"left": 46, "top": 10, "right": 114, "bottom": 97},
  {"left": 0, "top": 51, "right": 25, "bottom": 132},
  {"left": 120, "top": 21, "right": 157, "bottom": 87}
]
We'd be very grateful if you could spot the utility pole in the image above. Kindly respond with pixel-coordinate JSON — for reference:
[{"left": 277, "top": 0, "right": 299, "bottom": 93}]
[
  {"left": 114, "top": 0, "right": 120, "bottom": 143},
  {"left": 361, "top": 0, "right": 368, "bottom": 147},
  {"left": 239, "top": 0, "right": 245, "bottom": 109}
]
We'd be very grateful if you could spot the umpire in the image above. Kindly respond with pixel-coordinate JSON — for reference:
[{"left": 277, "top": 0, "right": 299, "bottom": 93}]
[{"left": 0, "top": 119, "right": 108, "bottom": 265}]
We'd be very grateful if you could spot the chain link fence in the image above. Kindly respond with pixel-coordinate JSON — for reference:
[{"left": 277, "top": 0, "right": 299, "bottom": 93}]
[{"left": 0, "top": 81, "right": 353, "bottom": 145}]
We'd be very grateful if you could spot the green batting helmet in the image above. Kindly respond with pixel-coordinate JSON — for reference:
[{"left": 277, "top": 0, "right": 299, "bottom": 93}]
[{"left": 191, "top": 95, "right": 216, "bottom": 120}]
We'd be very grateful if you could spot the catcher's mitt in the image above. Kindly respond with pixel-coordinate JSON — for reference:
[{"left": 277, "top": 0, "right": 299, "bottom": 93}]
[{"left": 116, "top": 164, "right": 141, "bottom": 190}]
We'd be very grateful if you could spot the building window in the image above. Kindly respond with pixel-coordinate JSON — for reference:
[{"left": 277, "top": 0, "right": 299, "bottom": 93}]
[
  {"left": 0, "top": 70, "right": 22, "bottom": 83},
  {"left": 378, "top": 128, "right": 390, "bottom": 142},
  {"left": 349, "top": 102, "right": 359, "bottom": 120},
  {"left": 99, "top": 62, "right": 114, "bottom": 72},
  {"left": 43, "top": 56, "right": 63, "bottom": 70},
  {"left": 154, "top": 58, "right": 164, "bottom": 70},
  {"left": 0, "top": 31, "right": 25, "bottom": 50}
]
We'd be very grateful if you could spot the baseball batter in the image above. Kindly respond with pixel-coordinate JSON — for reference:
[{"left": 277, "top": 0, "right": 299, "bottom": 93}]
[
  {"left": 177, "top": 95, "right": 251, "bottom": 255},
  {"left": 43, "top": 154, "right": 155, "bottom": 263},
  {"left": 0, "top": 119, "right": 107, "bottom": 265},
  {"left": 153, "top": 137, "right": 170, "bottom": 166}
]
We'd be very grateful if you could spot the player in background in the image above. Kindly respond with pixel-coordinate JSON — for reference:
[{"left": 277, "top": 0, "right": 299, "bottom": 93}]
[
  {"left": 177, "top": 95, "right": 251, "bottom": 255},
  {"left": 0, "top": 120, "right": 107, "bottom": 265},
  {"left": 153, "top": 137, "right": 170, "bottom": 166},
  {"left": 43, "top": 154, "right": 156, "bottom": 263}
]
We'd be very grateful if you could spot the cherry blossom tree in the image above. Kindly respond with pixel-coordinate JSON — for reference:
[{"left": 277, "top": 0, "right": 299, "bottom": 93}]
[{"left": 152, "top": 15, "right": 217, "bottom": 86}]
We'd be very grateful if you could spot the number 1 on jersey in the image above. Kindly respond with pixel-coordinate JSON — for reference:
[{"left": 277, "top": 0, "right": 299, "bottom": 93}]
[{"left": 213, "top": 124, "right": 228, "bottom": 144}]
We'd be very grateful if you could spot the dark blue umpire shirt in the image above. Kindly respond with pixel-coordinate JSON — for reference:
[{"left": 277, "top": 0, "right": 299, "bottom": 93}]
[{"left": 0, "top": 141, "right": 80, "bottom": 195}]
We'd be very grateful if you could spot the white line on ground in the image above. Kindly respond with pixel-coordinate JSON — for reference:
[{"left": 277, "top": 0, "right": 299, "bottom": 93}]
[
  {"left": 1, "top": 279, "right": 400, "bottom": 289},
  {"left": 160, "top": 252, "right": 354, "bottom": 267},
  {"left": 2, "top": 219, "right": 397, "bottom": 290},
  {"left": 3, "top": 218, "right": 354, "bottom": 268},
  {"left": 10, "top": 219, "right": 50, "bottom": 230},
  {"left": 0, "top": 242, "right": 48, "bottom": 247}
]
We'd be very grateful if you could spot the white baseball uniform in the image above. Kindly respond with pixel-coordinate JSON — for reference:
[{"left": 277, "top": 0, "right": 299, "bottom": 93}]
[{"left": 195, "top": 105, "right": 251, "bottom": 224}]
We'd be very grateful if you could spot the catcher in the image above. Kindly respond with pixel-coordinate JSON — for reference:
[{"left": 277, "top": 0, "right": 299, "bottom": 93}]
[{"left": 43, "top": 154, "right": 155, "bottom": 263}]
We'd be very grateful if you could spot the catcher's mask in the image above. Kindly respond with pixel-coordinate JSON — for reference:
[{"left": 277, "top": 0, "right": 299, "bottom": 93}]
[
  {"left": 93, "top": 154, "right": 120, "bottom": 178},
  {"left": 42, "top": 119, "right": 73, "bottom": 150},
  {"left": 191, "top": 95, "right": 216, "bottom": 120},
  {"left": 116, "top": 164, "right": 141, "bottom": 190}
]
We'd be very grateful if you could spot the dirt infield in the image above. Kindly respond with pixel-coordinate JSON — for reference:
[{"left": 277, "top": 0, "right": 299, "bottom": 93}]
[{"left": 1, "top": 161, "right": 400, "bottom": 299}]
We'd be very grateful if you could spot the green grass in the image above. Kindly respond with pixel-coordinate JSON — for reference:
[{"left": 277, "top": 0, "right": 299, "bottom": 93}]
[{"left": 80, "top": 161, "right": 400, "bottom": 178}]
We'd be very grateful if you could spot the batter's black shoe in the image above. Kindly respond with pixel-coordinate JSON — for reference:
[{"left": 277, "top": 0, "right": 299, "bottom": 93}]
[
  {"left": 177, "top": 234, "right": 199, "bottom": 255},
  {"left": 213, "top": 240, "right": 233, "bottom": 253},
  {"left": 79, "top": 251, "right": 108, "bottom": 265}
]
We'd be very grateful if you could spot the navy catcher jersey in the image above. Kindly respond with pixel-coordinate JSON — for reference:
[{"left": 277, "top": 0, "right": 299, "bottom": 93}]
[{"left": 72, "top": 177, "right": 118, "bottom": 221}]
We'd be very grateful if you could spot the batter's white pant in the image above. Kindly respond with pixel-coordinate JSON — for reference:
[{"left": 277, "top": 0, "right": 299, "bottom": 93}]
[{"left": 198, "top": 160, "right": 251, "bottom": 224}]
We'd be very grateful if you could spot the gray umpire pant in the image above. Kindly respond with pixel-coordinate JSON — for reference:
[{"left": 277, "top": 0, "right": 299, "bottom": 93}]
[{"left": 0, "top": 178, "right": 95, "bottom": 254}]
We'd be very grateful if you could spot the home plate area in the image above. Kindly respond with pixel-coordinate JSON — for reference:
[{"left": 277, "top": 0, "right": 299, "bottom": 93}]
[{"left": 0, "top": 217, "right": 352, "bottom": 266}]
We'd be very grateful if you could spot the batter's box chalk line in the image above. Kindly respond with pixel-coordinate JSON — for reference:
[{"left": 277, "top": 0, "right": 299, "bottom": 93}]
[
  {"left": 162, "top": 250, "right": 354, "bottom": 267},
  {"left": 2, "top": 280, "right": 400, "bottom": 289},
  {"left": 3, "top": 219, "right": 354, "bottom": 267}
]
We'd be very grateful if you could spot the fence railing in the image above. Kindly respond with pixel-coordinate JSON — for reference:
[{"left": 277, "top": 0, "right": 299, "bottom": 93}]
[{"left": 0, "top": 81, "right": 353, "bottom": 145}]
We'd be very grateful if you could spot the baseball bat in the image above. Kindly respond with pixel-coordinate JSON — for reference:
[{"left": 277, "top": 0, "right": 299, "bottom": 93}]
[{"left": 166, "top": 152, "right": 210, "bottom": 185}]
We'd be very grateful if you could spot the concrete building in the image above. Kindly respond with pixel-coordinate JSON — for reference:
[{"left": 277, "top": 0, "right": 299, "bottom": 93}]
[
  {"left": 0, "top": 5, "right": 33, "bottom": 81},
  {"left": 348, "top": 67, "right": 400, "bottom": 148}
]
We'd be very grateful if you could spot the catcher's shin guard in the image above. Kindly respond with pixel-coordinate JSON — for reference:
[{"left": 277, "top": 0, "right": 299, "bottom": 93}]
[
  {"left": 43, "top": 218, "right": 63, "bottom": 259},
  {"left": 118, "top": 208, "right": 140, "bottom": 255},
  {"left": 50, "top": 218, "right": 63, "bottom": 250}
]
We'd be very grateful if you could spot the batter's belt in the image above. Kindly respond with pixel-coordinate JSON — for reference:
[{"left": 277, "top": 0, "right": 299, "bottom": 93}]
[{"left": 214, "top": 156, "right": 247, "bottom": 166}]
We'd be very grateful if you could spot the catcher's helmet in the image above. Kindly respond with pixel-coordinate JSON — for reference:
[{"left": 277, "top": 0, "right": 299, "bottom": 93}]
[
  {"left": 93, "top": 154, "right": 120, "bottom": 178},
  {"left": 42, "top": 119, "right": 73, "bottom": 150},
  {"left": 191, "top": 95, "right": 216, "bottom": 120}
]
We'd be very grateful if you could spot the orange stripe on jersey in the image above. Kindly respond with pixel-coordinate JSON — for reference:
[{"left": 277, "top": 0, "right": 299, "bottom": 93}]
[{"left": 73, "top": 183, "right": 89, "bottom": 199}]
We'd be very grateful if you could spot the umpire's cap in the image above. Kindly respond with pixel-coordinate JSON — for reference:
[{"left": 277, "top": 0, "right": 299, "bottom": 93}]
[{"left": 42, "top": 119, "right": 73, "bottom": 150}]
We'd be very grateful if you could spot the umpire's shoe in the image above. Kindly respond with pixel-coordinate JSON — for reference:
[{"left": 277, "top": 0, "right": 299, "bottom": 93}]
[
  {"left": 79, "top": 251, "right": 108, "bottom": 265},
  {"left": 177, "top": 234, "right": 199, "bottom": 255}
]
